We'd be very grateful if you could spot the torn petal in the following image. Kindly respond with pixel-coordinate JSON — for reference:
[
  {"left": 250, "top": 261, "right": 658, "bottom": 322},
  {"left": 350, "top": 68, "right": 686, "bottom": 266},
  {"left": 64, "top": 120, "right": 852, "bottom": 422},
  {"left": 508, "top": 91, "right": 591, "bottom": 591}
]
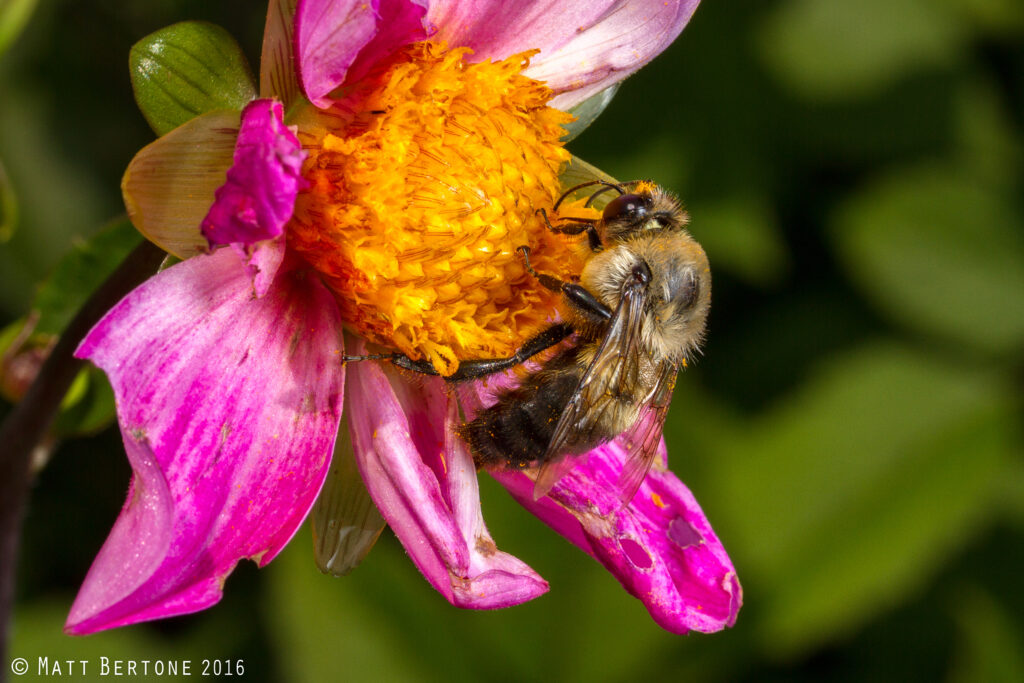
[
  {"left": 345, "top": 344, "right": 547, "bottom": 607},
  {"left": 492, "top": 438, "right": 741, "bottom": 634},
  {"left": 201, "top": 100, "right": 305, "bottom": 248},
  {"left": 200, "top": 99, "right": 305, "bottom": 296},
  {"left": 66, "top": 250, "right": 345, "bottom": 634}
]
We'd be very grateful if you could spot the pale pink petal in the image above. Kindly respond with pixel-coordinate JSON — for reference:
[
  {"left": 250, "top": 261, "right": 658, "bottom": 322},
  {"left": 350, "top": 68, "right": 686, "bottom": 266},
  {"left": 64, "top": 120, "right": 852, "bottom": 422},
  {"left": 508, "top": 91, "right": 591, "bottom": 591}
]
[
  {"left": 429, "top": 0, "right": 700, "bottom": 110},
  {"left": 201, "top": 99, "right": 305, "bottom": 295},
  {"left": 346, "top": 343, "right": 547, "bottom": 607},
  {"left": 66, "top": 250, "right": 345, "bottom": 634},
  {"left": 226, "top": 236, "right": 287, "bottom": 299},
  {"left": 295, "top": 0, "right": 429, "bottom": 109},
  {"left": 491, "top": 441, "right": 741, "bottom": 634}
]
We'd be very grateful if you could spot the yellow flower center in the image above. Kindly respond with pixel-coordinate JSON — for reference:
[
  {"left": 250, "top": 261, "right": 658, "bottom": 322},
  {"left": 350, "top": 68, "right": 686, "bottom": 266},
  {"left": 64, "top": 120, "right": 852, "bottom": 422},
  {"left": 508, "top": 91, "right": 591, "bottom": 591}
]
[{"left": 289, "top": 42, "right": 590, "bottom": 375}]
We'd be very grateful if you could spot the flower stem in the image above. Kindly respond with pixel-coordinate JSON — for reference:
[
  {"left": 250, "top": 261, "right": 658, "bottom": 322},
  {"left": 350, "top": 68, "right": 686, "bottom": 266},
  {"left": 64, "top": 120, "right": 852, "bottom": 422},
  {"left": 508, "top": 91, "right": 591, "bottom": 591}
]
[{"left": 0, "top": 238, "right": 164, "bottom": 670}]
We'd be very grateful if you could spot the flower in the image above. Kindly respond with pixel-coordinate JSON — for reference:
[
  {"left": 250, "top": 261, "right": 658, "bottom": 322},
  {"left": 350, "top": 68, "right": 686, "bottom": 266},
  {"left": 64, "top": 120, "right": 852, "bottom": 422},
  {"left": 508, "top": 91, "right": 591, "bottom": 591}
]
[{"left": 66, "top": 0, "right": 740, "bottom": 635}]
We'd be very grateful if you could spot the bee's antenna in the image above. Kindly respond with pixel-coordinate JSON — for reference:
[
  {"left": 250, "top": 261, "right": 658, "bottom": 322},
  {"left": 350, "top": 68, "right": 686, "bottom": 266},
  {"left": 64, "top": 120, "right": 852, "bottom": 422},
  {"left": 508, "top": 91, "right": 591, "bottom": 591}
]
[
  {"left": 582, "top": 179, "right": 653, "bottom": 208},
  {"left": 553, "top": 180, "right": 625, "bottom": 211}
]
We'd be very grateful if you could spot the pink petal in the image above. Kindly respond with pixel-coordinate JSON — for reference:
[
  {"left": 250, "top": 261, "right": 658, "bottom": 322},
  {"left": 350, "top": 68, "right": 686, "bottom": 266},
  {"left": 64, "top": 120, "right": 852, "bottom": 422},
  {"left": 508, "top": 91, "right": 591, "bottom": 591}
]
[
  {"left": 491, "top": 441, "right": 741, "bottom": 634},
  {"left": 66, "top": 250, "right": 345, "bottom": 634},
  {"left": 295, "top": 0, "right": 430, "bottom": 109},
  {"left": 345, "top": 342, "right": 548, "bottom": 607},
  {"left": 429, "top": 0, "right": 700, "bottom": 110},
  {"left": 201, "top": 99, "right": 306, "bottom": 295}
]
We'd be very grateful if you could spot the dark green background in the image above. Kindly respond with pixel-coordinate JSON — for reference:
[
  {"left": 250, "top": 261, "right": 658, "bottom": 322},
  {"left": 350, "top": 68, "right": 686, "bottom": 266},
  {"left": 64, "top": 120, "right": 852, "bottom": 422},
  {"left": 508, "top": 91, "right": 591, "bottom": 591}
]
[{"left": 2, "top": 0, "right": 1023, "bottom": 680}]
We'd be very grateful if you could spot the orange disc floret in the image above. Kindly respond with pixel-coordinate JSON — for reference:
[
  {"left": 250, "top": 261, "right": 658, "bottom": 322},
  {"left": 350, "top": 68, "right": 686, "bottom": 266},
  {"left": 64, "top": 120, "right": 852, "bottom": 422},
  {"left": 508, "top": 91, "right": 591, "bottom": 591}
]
[{"left": 289, "top": 42, "right": 590, "bottom": 375}]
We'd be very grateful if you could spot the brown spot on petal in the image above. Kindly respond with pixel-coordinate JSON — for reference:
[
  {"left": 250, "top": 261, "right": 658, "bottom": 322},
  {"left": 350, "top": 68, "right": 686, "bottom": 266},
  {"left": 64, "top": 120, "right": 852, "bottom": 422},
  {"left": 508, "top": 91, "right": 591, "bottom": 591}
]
[{"left": 475, "top": 535, "right": 497, "bottom": 557}]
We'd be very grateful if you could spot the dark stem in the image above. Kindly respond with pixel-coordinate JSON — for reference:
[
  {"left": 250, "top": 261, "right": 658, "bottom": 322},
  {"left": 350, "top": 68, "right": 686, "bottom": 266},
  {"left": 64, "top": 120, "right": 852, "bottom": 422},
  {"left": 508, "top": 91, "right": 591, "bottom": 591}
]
[{"left": 0, "top": 239, "right": 164, "bottom": 676}]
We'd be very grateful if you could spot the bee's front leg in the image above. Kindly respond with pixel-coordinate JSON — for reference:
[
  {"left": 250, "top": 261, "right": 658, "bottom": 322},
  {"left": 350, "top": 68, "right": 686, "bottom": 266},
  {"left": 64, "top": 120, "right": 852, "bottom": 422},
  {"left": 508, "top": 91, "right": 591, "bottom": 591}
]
[
  {"left": 517, "top": 246, "right": 612, "bottom": 325},
  {"left": 535, "top": 208, "right": 603, "bottom": 252}
]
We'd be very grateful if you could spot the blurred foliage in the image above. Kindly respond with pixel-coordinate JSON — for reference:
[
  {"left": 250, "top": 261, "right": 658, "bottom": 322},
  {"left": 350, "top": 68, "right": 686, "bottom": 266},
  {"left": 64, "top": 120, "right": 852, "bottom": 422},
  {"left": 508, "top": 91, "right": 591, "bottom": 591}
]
[{"left": 1, "top": 0, "right": 1022, "bottom": 681}]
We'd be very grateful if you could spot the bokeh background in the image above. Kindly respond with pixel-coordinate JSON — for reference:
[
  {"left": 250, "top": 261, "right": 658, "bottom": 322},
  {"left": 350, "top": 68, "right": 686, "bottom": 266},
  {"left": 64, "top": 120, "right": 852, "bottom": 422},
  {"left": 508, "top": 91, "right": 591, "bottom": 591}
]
[{"left": 2, "top": 0, "right": 1023, "bottom": 680}]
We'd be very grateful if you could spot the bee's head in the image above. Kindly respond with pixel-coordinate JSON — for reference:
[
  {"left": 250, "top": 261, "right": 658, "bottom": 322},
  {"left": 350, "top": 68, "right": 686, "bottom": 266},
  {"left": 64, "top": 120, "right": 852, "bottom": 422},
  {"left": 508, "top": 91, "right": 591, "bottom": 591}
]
[{"left": 599, "top": 183, "right": 689, "bottom": 243}]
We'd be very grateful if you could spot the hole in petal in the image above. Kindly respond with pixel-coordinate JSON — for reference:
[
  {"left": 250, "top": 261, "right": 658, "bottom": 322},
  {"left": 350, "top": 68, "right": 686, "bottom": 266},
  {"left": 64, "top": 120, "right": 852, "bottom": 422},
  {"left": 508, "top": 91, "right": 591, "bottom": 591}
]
[
  {"left": 618, "top": 537, "right": 653, "bottom": 570},
  {"left": 668, "top": 517, "right": 704, "bottom": 549}
]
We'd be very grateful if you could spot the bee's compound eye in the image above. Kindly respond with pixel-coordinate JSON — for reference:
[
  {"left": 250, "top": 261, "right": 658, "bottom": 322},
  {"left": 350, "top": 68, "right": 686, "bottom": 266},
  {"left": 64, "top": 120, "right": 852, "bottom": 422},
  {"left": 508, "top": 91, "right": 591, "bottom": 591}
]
[{"left": 602, "top": 193, "right": 649, "bottom": 222}]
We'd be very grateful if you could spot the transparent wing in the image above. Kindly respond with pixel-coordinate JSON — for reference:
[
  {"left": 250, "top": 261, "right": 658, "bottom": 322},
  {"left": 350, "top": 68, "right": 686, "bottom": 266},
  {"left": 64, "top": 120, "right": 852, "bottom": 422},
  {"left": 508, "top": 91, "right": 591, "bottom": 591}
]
[
  {"left": 533, "top": 277, "right": 648, "bottom": 500},
  {"left": 615, "top": 361, "right": 677, "bottom": 505}
]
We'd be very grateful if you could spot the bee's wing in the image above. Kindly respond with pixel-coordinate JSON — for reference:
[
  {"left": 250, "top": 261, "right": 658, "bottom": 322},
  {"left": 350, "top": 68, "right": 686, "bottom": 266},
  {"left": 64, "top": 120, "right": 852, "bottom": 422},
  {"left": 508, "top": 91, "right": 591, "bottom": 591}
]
[
  {"left": 616, "top": 360, "right": 677, "bottom": 505},
  {"left": 533, "top": 277, "right": 648, "bottom": 500}
]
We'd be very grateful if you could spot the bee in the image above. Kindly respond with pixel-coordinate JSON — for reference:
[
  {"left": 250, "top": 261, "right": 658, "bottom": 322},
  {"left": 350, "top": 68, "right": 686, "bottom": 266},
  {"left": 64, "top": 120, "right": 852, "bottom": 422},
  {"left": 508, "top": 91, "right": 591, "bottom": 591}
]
[{"left": 345, "top": 180, "right": 711, "bottom": 503}]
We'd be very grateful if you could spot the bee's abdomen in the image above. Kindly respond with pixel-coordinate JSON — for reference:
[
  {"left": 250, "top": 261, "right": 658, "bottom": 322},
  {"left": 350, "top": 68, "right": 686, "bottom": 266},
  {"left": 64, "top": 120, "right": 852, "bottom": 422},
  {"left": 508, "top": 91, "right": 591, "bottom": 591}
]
[{"left": 460, "top": 351, "right": 582, "bottom": 470}]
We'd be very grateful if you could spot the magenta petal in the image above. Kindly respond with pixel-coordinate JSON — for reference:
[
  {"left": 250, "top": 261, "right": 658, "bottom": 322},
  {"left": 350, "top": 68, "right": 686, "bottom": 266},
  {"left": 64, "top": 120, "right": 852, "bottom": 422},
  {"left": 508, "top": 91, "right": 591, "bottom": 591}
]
[
  {"left": 492, "top": 440, "right": 741, "bottom": 634},
  {"left": 200, "top": 99, "right": 305, "bottom": 295},
  {"left": 346, "top": 0, "right": 431, "bottom": 85},
  {"left": 430, "top": 0, "right": 700, "bottom": 111},
  {"left": 295, "top": 0, "right": 429, "bottom": 109},
  {"left": 66, "top": 250, "right": 345, "bottom": 634},
  {"left": 201, "top": 99, "right": 305, "bottom": 247},
  {"left": 345, "top": 344, "right": 547, "bottom": 607}
]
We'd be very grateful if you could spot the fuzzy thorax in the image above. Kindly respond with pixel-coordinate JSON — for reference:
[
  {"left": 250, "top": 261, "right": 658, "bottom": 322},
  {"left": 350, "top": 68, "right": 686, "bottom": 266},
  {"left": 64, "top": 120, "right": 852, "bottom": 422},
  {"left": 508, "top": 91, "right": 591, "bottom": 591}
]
[{"left": 289, "top": 42, "right": 588, "bottom": 375}]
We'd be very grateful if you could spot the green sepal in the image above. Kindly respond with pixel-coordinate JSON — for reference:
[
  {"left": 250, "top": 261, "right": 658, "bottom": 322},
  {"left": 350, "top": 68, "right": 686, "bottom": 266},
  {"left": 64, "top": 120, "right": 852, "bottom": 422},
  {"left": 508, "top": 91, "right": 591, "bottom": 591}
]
[
  {"left": 561, "top": 84, "right": 620, "bottom": 143},
  {"left": 130, "top": 21, "right": 257, "bottom": 137},
  {"left": 557, "top": 156, "right": 619, "bottom": 210},
  {"left": 312, "top": 422, "right": 386, "bottom": 576}
]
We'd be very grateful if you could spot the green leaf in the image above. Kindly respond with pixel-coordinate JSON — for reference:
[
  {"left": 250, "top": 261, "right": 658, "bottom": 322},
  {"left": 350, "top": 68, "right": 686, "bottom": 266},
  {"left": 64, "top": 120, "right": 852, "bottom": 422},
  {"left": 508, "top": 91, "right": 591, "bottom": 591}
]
[
  {"left": 51, "top": 368, "right": 117, "bottom": 437},
  {"left": 832, "top": 164, "right": 1024, "bottom": 355},
  {"left": 130, "top": 21, "right": 256, "bottom": 137},
  {"left": 0, "top": 0, "right": 37, "bottom": 58},
  {"left": 25, "top": 219, "right": 138, "bottom": 435},
  {"left": 31, "top": 218, "right": 140, "bottom": 336},
  {"left": 0, "top": 158, "right": 15, "bottom": 242},
  {"left": 757, "top": 0, "right": 967, "bottom": 100},
  {"left": 949, "top": 587, "right": 1024, "bottom": 683},
  {"left": 704, "top": 343, "right": 1015, "bottom": 657}
]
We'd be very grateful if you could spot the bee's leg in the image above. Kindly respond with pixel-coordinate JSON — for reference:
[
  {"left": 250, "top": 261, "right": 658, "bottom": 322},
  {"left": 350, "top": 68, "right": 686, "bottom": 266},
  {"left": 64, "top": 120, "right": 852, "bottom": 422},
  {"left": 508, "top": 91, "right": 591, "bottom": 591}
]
[
  {"left": 387, "top": 323, "right": 574, "bottom": 381},
  {"left": 341, "top": 352, "right": 399, "bottom": 363},
  {"left": 517, "top": 246, "right": 612, "bottom": 323},
  {"left": 536, "top": 208, "right": 603, "bottom": 252}
]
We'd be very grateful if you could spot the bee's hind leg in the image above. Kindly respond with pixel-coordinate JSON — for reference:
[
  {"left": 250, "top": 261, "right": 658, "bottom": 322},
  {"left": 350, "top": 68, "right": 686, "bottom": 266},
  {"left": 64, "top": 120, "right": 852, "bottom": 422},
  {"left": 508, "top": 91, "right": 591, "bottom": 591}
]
[{"left": 388, "top": 323, "right": 574, "bottom": 382}]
